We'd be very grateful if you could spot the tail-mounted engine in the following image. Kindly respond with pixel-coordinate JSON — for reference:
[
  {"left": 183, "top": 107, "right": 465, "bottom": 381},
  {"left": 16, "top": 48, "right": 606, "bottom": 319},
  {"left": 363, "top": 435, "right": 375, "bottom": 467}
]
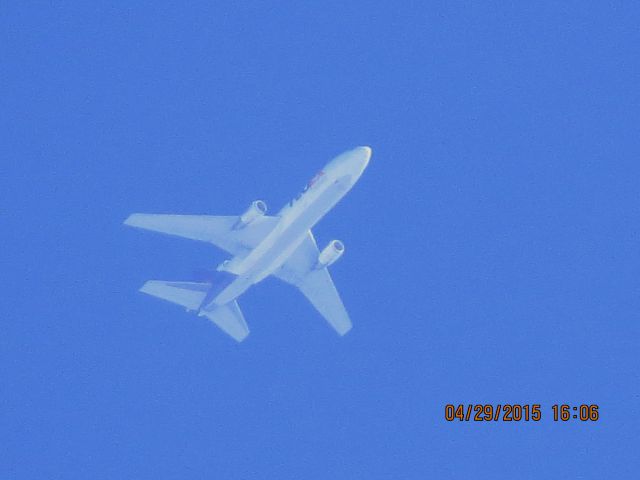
[
  {"left": 235, "top": 200, "right": 267, "bottom": 229},
  {"left": 316, "top": 240, "right": 345, "bottom": 268}
]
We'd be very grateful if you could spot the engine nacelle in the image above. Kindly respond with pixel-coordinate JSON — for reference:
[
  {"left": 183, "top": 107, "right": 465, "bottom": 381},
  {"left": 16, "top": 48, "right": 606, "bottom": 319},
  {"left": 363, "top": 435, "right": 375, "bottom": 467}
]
[
  {"left": 316, "top": 240, "right": 345, "bottom": 268},
  {"left": 236, "top": 200, "right": 267, "bottom": 228}
]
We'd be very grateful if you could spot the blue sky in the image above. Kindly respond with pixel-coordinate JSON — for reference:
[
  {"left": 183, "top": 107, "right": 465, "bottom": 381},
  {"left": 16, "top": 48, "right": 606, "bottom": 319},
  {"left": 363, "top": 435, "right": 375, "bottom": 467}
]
[{"left": 2, "top": 2, "right": 639, "bottom": 478}]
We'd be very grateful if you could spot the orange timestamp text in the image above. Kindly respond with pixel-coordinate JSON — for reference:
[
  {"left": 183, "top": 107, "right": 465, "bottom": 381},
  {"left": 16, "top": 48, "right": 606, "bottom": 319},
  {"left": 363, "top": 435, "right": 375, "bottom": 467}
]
[{"left": 444, "top": 404, "right": 599, "bottom": 422}]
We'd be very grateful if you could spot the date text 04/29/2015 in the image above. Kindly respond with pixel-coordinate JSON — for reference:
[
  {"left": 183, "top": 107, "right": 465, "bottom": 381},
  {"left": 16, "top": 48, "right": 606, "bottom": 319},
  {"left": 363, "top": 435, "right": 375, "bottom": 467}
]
[{"left": 444, "top": 404, "right": 599, "bottom": 422}]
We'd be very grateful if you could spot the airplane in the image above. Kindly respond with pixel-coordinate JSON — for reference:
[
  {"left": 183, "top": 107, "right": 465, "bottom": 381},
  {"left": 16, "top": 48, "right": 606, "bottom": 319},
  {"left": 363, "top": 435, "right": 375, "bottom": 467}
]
[{"left": 123, "top": 146, "right": 371, "bottom": 342}]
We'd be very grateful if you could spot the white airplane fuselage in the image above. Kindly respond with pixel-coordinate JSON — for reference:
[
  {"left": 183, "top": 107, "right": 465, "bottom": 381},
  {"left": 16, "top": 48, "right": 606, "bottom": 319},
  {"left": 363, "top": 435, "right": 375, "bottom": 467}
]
[{"left": 202, "top": 147, "right": 371, "bottom": 310}]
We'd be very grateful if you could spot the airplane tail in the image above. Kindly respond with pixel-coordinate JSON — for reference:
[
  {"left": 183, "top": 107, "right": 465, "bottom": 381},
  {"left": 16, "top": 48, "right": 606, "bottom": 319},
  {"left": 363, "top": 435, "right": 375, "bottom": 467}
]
[
  {"left": 139, "top": 280, "right": 250, "bottom": 342},
  {"left": 199, "top": 300, "right": 249, "bottom": 342}
]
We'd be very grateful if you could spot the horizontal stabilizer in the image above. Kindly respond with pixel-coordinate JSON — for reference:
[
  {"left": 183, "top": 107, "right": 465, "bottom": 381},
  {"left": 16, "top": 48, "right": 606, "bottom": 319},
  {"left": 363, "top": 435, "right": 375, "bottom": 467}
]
[
  {"left": 200, "top": 301, "right": 249, "bottom": 342},
  {"left": 139, "top": 280, "right": 249, "bottom": 342},
  {"left": 140, "top": 280, "right": 208, "bottom": 311}
]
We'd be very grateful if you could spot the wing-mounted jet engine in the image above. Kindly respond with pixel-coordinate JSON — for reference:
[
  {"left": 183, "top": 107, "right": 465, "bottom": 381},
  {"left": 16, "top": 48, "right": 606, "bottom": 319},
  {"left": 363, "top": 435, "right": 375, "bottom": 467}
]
[
  {"left": 316, "top": 240, "right": 344, "bottom": 269},
  {"left": 234, "top": 200, "right": 267, "bottom": 229}
]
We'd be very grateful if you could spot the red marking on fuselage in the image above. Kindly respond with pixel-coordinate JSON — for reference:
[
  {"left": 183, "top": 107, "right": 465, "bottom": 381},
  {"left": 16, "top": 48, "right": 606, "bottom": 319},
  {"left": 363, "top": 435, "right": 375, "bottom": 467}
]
[{"left": 307, "top": 170, "right": 325, "bottom": 189}]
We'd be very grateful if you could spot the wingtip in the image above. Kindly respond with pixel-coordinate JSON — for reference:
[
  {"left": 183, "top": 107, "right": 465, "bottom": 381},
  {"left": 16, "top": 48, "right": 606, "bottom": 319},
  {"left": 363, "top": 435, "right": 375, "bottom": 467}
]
[
  {"left": 234, "top": 330, "right": 251, "bottom": 342},
  {"left": 138, "top": 280, "right": 156, "bottom": 294},
  {"left": 337, "top": 323, "right": 353, "bottom": 336},
  {"left": 123, "top": 213, "right": 139, "bottom": 226}
]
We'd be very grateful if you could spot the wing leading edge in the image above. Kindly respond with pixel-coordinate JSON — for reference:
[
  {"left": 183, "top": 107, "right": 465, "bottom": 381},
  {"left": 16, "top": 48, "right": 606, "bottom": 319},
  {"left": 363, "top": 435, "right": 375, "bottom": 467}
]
[
  {"left": 274, "top": 231, "right": 352, "bottom": 335},
  {"left": 124, "top": 213, "right": 279, "bottom": 256}
]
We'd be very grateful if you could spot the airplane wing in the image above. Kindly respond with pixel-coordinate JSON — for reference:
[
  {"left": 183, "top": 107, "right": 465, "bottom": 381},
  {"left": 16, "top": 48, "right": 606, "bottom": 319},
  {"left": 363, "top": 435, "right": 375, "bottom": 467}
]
[
  {"left": 273, "top": 231, "right": 352, "bottom": 335},
  {"left": 124, "top": 214, "right": 279, "bottom": 256},
  {"left": 140, "top": 280, "right": 249, "bottom": 342}
]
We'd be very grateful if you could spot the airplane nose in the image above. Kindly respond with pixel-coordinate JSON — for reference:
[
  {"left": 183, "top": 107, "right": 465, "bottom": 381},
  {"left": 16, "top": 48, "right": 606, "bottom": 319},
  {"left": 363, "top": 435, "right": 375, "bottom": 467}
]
[
  {"left": 353, "top": 146, "right": 372, "bottom": 161},
  {"left": 351, "top": 146, "right": 371, "bottom": 175},
  {"left": 325, "top": 146, "right": 372, "bottom": 179}
]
